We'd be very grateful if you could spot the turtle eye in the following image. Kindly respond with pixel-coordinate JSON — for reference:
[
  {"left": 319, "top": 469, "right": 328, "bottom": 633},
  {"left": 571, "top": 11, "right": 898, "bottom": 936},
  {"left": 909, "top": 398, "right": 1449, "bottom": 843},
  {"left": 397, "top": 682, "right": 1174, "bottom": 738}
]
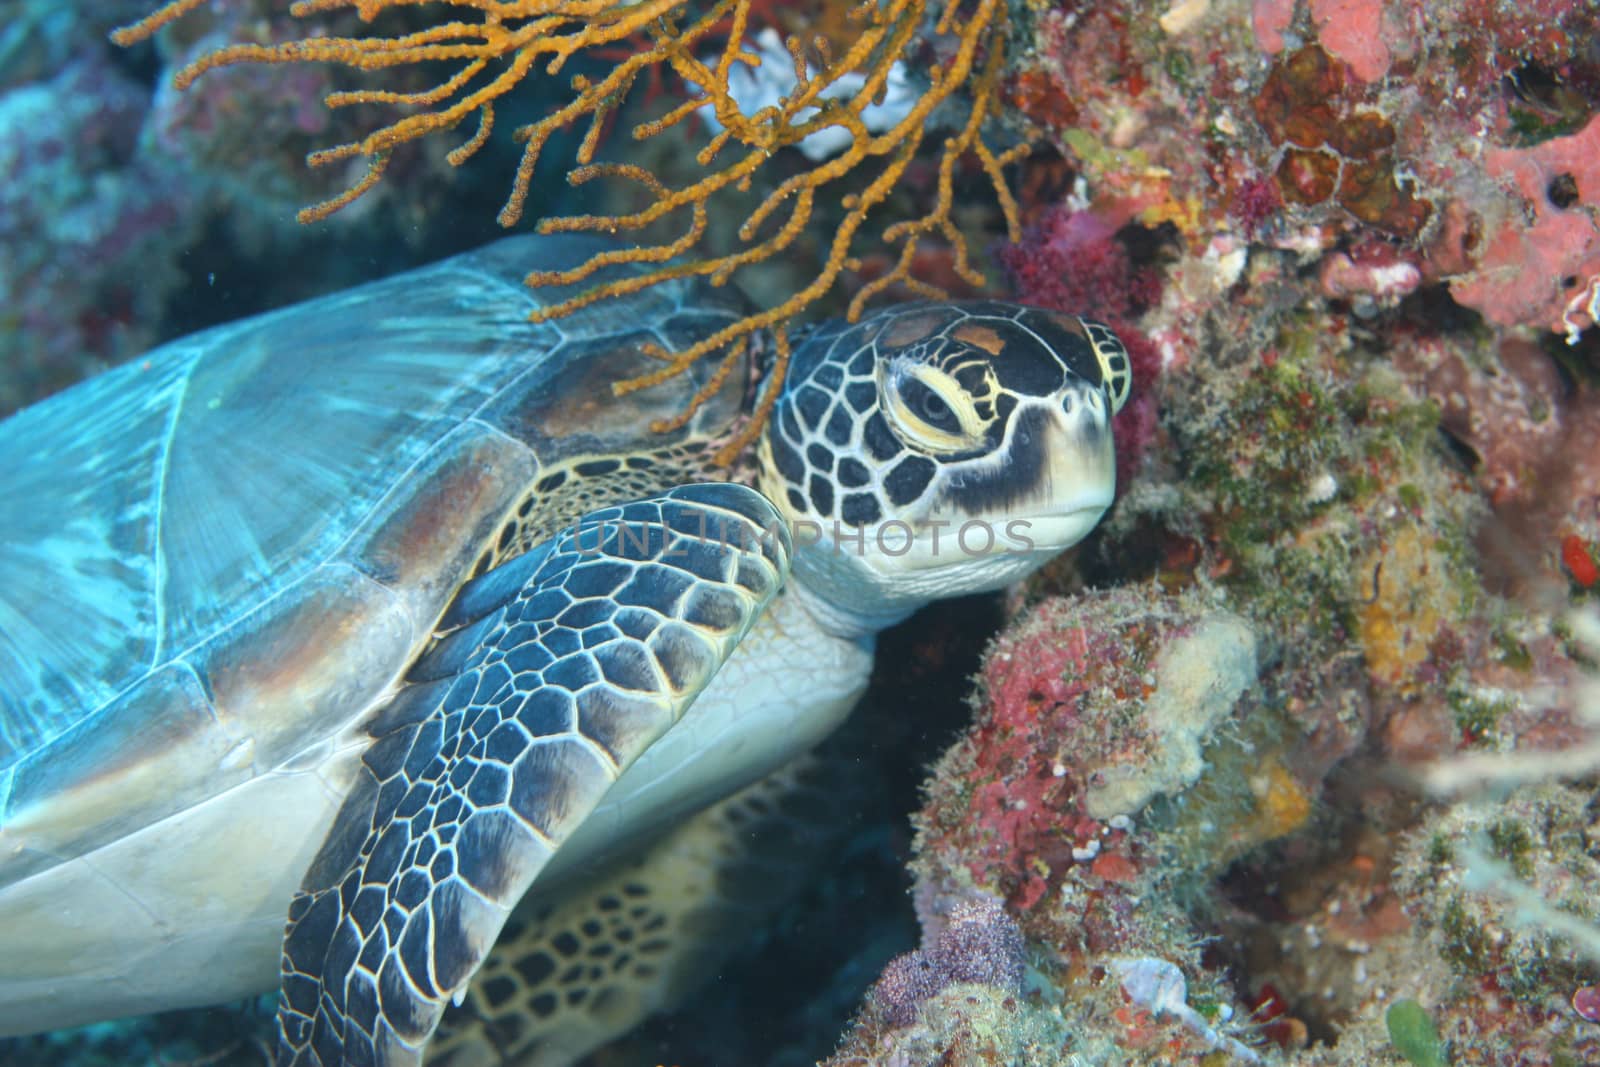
[
  {"left": 883, "top": 367, "right": 983, "bottom": 454},
  {"left": 908, "top": 380, "right": 960, "bottom": 432}
]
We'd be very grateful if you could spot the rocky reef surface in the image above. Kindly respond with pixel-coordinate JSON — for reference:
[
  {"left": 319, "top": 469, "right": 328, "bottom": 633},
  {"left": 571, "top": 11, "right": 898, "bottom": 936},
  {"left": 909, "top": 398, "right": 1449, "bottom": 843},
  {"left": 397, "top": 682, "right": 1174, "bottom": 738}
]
[
  {"left": 820, "top": 0, "right": 1600, "bottom": 1061},
  {"left": 2, "top": 0, "right": 1599, "bottom": 1065}
]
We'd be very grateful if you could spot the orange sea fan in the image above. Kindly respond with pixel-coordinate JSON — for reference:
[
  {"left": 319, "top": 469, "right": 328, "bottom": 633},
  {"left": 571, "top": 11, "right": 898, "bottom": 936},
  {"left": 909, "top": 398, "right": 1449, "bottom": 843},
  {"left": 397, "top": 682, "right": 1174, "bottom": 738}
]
[{"left": 115, "top": 0, "right": 1027, "bottom": 462}]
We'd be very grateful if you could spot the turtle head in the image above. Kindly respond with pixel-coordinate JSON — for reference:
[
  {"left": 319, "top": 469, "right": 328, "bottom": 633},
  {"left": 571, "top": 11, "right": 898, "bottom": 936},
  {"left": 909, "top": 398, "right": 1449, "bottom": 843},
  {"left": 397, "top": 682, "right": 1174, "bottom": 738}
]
[{"left": 756, "top": 301, "right": 1131, "bottom": 633}]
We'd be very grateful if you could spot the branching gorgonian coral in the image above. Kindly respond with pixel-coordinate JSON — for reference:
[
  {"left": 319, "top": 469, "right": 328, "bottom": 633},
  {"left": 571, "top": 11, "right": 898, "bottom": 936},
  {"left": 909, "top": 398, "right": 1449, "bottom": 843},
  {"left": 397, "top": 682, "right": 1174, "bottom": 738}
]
[{"left": 115, "top": 0, "right": 1026, "bottom": 459}]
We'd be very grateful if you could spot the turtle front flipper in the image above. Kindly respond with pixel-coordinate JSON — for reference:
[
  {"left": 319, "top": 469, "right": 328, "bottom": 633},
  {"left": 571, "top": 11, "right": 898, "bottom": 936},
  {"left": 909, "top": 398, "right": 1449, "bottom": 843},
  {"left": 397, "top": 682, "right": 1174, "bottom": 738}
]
[
  {"left": 273, "top": 483, "right": 790, "bottom": 1067},
  {"left": 428, "top": 746, "right": 877, "bottom": 1067}
]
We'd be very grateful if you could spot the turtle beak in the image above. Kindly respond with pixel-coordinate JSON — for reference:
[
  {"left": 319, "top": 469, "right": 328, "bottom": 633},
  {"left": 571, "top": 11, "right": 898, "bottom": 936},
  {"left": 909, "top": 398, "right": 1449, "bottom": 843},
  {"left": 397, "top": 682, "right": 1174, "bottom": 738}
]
[
  {"left": 1039, "top": 382, "right": 1116, "bottom": 520},
  {"left": 931, "top": 384, "right": 1114, "bottom": 529},
  {"left": 994, "top": 390, "right": 1114, "bottom": 551},
  {"left": 865, "top": 388, "right": 1112, "bottom": 587}
]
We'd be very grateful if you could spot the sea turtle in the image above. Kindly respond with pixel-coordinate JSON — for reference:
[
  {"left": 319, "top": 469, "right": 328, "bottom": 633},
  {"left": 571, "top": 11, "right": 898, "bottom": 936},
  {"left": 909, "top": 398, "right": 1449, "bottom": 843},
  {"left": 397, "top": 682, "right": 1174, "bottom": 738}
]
[{"left": 0, "top": 233, "right": 1130, "bottom": 1065}]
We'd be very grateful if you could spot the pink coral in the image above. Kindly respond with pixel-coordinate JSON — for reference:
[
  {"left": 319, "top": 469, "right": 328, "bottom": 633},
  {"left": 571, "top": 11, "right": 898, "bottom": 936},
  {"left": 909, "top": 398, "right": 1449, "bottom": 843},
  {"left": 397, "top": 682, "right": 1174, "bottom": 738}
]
[
  {"left": 1252, "top": 0, "right": 1296, "bottom": 54},
  {"left": 918, "top": 592, "right": 1239, "bottom": 908},
  {"left": 1310, "top": 0, "right": 1393, "bottom": 83},
  {"left": 870, "top": 894, "right": 1025, "bottom": 1027},
  {"left": 1109, "top": 329, "right": 1162, "bottom": 485},
  {"left": 1575, "top": 984, "right": 1600, "bottom": 1024},
  {"left": 1232, "top": 175, "right": 1284, "bottom": 238},
  {"left": 873, "top": 953, "right": 944, "bottom": 1027},
  {"left": 1318, "top": 242, "right": 1423, "bottom": 311},
  {"left": 999, "top": 207, "right": 1162, "bottom": 325},
  {"left": 999, "top": 206, "right": 1163, "bottom": 484},
  {"left": 1449, "top": 114, "right": 1600, "bottom": 336},
  {"left": 935, "top": 897, "right": 1027, "bottom": 990}
]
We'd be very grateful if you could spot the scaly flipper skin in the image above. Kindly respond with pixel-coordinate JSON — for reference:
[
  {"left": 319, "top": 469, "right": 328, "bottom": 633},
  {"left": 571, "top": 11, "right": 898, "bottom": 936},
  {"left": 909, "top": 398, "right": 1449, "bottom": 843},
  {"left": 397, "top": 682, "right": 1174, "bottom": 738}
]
[{"left": 274, "top": 484, "right": 790, "bottom": 1066}]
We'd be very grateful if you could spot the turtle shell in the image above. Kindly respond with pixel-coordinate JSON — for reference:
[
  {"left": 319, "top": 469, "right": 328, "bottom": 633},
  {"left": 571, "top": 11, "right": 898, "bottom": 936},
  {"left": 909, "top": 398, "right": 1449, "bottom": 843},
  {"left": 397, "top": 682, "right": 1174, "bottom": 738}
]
[{"left": 0, "top": 235, "right": 749, "bottom": 889}]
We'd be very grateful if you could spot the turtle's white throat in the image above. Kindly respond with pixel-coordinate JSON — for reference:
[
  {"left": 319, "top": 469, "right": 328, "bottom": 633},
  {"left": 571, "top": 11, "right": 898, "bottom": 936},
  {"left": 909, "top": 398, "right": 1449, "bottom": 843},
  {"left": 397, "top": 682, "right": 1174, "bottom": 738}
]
[{"left": 785, "top": 500, "right": 1110, "bottom": 639}]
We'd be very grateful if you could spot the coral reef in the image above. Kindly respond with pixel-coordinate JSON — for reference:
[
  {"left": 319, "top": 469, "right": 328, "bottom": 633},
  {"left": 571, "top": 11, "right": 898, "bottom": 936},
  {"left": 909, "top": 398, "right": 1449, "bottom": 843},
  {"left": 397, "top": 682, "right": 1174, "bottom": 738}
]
[
  {"left": 1394, "top": 787, "right": 1600, "bottom": 1048},
  {"left": 823, "top": 589, "right": 1281, "bottom": 1061},
  {"left": 824, "top": 0, "right": 1600, "bottom": 1061}
]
